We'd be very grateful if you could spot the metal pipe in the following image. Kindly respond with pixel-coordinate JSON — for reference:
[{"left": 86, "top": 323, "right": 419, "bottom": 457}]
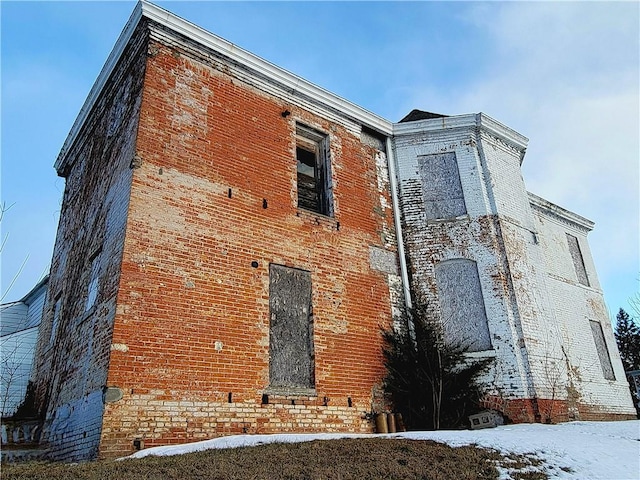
[{"left": 386, "top": 137, "right": 412, "bottom": 310}]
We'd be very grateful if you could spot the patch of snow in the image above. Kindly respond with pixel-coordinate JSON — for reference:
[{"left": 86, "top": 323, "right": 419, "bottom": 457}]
[{"left": 123, "top": 420, "right": 640, "bottom": 480}]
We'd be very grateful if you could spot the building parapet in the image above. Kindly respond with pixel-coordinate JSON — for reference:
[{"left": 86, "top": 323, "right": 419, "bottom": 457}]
[
  {"left": 392, "top": 112, "right": 528, "bottom": 163},
  {"left": 55, "top": 0, "right": 392, "bottom": 174}
]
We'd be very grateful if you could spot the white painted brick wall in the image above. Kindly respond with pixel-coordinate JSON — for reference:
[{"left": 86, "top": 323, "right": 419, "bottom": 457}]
[
  {"left": 530, "top": 204, "right": 635, "bottom": 414},
  {"left": 394, "top": 120, "right": 534, "bottom": 401},
  {"left": 393, "top": 114, "right": 635, "bottom": 418}
]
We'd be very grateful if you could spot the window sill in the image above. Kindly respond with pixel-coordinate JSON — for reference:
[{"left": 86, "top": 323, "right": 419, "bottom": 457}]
[
  {"left": 296, "top": 209, "right": 338, "bottom": 229},
  {"left": 547, "top": 273, "right": 602, "bottom": 294},
  {"left": 263, "top": 386, "right": 317, "bottom": 398},
  {"left": 78, "top": 305, "right": 97, "bottom": 324},
  {"left": 425, "top": 214, "right": 471, "bottom": 225},
  {"left": 463, "top": 350, "right": 496, "bottom": 359}
]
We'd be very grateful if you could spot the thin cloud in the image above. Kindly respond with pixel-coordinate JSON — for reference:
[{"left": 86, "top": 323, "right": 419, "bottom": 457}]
[
  {"left": 2, "top": 1, "right": 637, "bottom": 312},
  {"left": 404, "top": 2, "right": 639, "bottom": 311}
]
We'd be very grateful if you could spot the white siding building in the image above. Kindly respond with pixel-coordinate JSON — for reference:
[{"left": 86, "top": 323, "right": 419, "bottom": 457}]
[{"left": 1, "top": 277, "right": 48, "bottom": 417}]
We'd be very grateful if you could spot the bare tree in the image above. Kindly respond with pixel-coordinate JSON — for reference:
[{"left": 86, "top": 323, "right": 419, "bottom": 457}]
[
  {"left": 1, "top": 202, "right": 30, "bottom": 302},
  {"left": 0, "top": 334, "right": 34, "bottom": 417},
  {"left": 628, "top": 280, "right": 640, "bottom": 329},
  {"left": 1, "top": 201, "right": 37, "bottom": 419}
]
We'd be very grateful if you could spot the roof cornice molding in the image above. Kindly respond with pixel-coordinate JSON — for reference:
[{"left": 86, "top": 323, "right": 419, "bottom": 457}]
[
  {"left": 140, "top": 1, "right": 391, "bottom": 132},
  {"left": 528, "top": 192, "right": 594, "bottom": 232},
  {"left": 392, "top": 112, "right": 528, "bottom": 153},
  {"left": 55, "top": 1, "right": 392, "bottom": 172}
]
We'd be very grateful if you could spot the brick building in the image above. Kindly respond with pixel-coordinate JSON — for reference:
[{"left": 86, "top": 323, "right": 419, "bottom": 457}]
[
  {"left": 28, "top": 1, "right": 635, "bottom": 461},
  {"left": 394, "top": 113, "right": 634, "bottom": 424}
]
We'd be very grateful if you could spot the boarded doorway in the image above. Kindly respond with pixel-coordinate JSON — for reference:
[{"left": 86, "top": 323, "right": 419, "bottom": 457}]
[{"left": 269, "top": 265, "right": 315, "bottom": 390}]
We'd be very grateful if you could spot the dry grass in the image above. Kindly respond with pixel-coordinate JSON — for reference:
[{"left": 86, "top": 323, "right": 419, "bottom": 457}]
[
  {"left": 498, "top": 452, "right": 549, "bottom": 480},
  {"left": 1, "top": 438, "right": 550, "bottom": 480}
]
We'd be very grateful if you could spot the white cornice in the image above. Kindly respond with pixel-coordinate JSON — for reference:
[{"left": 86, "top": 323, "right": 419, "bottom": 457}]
[
  {"left": 528, "top": 192, "right": 594, "bottom": 232},
  {"left": 54, "top": 1, "right": 534, "bottom": 175},
  {"left": 392, "top": 113, "right": 529, "bottom": 153},
  {"left": 55, "top": 1, "right": 392, "bottom": 172}
]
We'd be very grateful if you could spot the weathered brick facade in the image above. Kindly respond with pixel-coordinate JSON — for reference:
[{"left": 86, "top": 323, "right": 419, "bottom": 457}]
[
  {"left": 30, "top": 24, "right": 148, "bottom": 459},
  {"left": 31, "top": 5, "right": 399, "bottom": 461},
  {"left": 28, "top": 1, "right": 635, "bottom": 461},
  {"left": 99, "top": 32, "right": 398, "bottom": 458},
  {"left": 394, "top": 114, "right": 635, "bottom": 424}
]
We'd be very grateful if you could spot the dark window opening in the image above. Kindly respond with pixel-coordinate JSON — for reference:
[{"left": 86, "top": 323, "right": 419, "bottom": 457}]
[
  {"left": 296, "top": 124, "right": 333, "bottom": 216},
  {"left": 297, "top": 146, "right": 318, "bottom": 210}
]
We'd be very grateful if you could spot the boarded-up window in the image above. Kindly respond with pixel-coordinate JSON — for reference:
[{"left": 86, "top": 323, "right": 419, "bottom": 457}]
[
  {"left": 435, "top": 259, "right": 492, "bottom": 352},
  {"left": 49, "top": 297, "right": 61, "bottom": 345},
  {"left": 85, "top": 251, "right": 101, "bottom": 311},
  {"left": 296, "top": 124, "right": 333, "bottom": 216},
  {"left": 566, "top": 234, "right": 590, "bottom": 286},
  {"left": 269, "top": 265, "right": 315, "bottom": 389},
  {"left": 418, "top": 152, "right": 466, "bottom": 220},
  {"left": 590, "top": 320, "right": 615, "bottom": 380}
]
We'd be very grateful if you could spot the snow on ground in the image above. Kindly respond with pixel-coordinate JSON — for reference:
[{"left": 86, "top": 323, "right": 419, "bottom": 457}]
[{"left": 125, "top": 420, "right": 640, "bottom": 479}]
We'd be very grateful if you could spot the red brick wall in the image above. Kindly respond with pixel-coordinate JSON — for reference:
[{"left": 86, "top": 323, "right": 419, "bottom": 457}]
[
  {"left": 482, "top": 395, "right": 637, "bottom": 424},
  {"left": 101, "top": 39, "right": 396, "bottom": 457}
]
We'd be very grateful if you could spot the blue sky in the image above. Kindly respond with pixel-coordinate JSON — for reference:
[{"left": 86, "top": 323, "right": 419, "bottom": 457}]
[{"left": 1, "top": 1, "right": 638, "bottom": 320}]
